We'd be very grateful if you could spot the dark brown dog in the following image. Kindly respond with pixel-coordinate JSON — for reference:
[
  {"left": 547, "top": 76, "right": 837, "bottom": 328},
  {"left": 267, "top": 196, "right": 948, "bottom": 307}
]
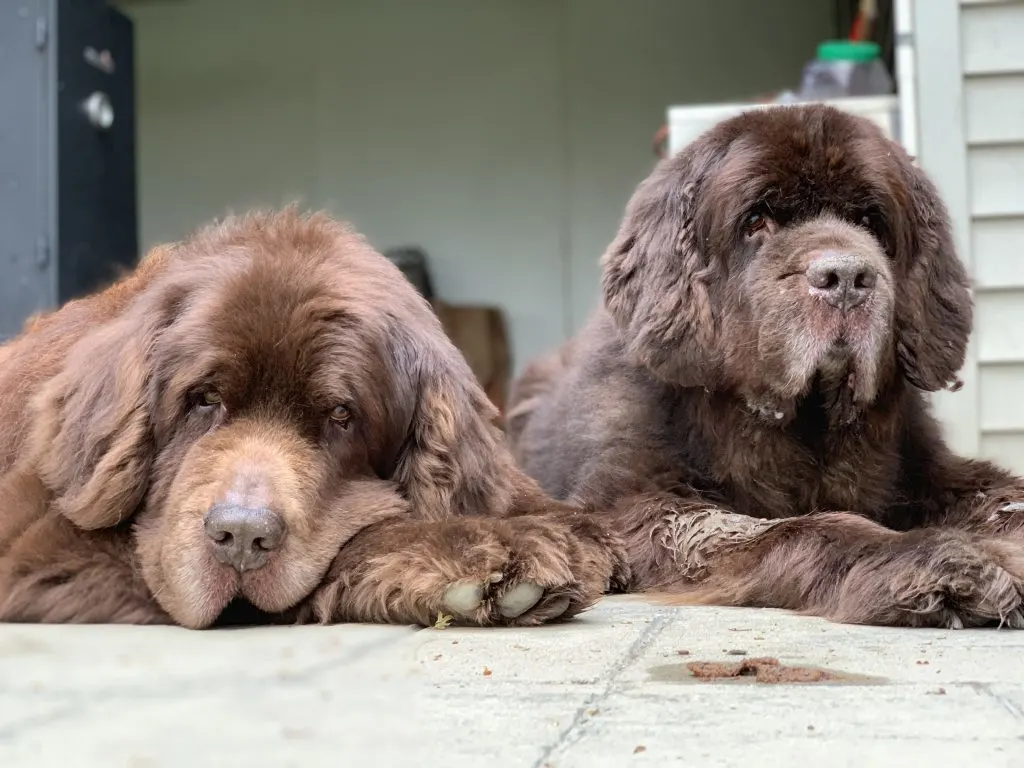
[
  {"left": 509, "top": 104, "right": 1024, "bottom": 629},
  {"left": 0, "top": 209, "right": 626, "bottom": 629}
]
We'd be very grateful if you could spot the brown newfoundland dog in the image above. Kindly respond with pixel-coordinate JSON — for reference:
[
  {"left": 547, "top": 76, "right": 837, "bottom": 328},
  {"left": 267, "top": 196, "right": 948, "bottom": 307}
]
[
  {"left": 509, "top": 104, "right": 1024, "bottom": 630},
  {"left": 0, "top": 209, "right": 625, "bottom": 629}
]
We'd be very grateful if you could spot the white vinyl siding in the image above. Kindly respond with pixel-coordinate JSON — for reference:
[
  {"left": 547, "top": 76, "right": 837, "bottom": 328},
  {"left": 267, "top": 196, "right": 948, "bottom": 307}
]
[{"left": 917, "top": 0, "right": 1024, "bottom": 473}]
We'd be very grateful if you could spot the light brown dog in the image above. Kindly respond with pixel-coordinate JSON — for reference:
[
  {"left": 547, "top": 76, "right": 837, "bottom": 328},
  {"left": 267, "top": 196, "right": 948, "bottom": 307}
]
[{"left": 0, "top": 208, "right": 626, "bottom": 629}]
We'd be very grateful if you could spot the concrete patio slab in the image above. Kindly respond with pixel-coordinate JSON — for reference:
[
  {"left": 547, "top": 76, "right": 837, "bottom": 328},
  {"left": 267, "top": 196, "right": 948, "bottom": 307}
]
[{"left": 1, "top": 596, "right": 1022, "bottom": 767}]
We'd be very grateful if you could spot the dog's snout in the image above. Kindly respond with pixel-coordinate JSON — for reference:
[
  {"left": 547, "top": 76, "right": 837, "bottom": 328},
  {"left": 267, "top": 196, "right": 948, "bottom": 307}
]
[
  {"left": 806, "top": 250, "right": 877, "bottom": 311},
  {"left": 204, "top": 503, "right": 286, "bottom": 572}
]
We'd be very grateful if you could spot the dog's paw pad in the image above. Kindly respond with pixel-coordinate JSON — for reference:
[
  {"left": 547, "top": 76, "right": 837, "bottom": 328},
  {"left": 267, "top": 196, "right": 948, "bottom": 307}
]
[
  {"left": 443, "top": 582, "right": 484, "bottom": 615},
  {"left": 539, "top": 595, "right": 573, "bottom": 621},
  {"left": 497, "top": 582, "right": 544, "bottom": 618},
  {"left": 1001, "top": 607, "right": 1024, "bottom": 629}
]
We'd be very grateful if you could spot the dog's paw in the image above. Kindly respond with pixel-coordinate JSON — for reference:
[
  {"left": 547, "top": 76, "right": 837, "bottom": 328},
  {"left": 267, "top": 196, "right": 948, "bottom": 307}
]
[
  {"left": 433, "top": 513, "right": 624, "bottom": 627},
  {"left": 441, "top": 570, "right": 573, "bottom": 625},
  {"left": 298, "top": 512, "right": 626, "bottom": 628},
  {"left": 836, "top": 530, "right": 1024, "bottom": 629}
]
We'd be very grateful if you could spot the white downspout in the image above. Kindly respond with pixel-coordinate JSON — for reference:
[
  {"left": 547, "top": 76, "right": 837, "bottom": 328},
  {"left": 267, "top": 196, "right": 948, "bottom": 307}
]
[{"left": 894, "top": 0, "right": 919, "bottom": 157}]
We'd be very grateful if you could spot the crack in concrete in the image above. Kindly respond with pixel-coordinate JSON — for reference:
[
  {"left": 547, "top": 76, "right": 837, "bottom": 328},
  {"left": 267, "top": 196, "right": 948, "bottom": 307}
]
[
  {"left": 530, "top": 613, "right": 670, "bottom": 768},
  {"left": 977, "top": 682, "right": 1024, "bottom": 722}
]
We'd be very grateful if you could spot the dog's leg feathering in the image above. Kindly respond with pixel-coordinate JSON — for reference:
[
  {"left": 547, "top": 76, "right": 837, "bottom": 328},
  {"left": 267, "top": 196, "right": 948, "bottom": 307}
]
[
  {"left": 298, "top": 512, "right": 625, "bottom": 627},
  {"left": 614, "top": 493, "right": 1024, "bottom": 629}
]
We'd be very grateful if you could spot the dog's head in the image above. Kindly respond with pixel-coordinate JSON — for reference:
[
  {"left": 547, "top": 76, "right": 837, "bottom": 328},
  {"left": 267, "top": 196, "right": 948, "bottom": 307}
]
[
  {"left": 28, "top": 209, "right": 517, "bottom": 627},
  {"left": 602, "top": 104, "right": 972, "bottom": 424}
]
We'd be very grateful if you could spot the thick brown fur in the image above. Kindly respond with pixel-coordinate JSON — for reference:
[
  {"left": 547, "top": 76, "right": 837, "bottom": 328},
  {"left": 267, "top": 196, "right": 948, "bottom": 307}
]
[
  {"left": 0, "top": 208, "right": 626, "bottom": 628},
  {"left": 509, "top": 104, "right": 1024, "bottom": 629}
]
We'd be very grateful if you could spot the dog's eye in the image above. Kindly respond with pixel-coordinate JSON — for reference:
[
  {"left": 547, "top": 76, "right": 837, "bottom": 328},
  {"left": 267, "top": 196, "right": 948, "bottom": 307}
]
[
  {"left": 188, "top": 387, "right": 224, "bottom": 415},
  {"left": 195, "top": 388, "right": 222, "bottom": 408},
  {"left": 859, "top": 209, "right": 884, "bottom": 235},
  {"left": 743, "top": 211, "right": 770, "bottom": 236},
  {"left": 329, "top": 404, "right": 353, "bottom": 429}
]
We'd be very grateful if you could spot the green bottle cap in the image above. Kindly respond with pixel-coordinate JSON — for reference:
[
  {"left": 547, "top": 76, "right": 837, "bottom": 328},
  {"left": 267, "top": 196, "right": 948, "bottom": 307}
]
[{"left": 817, "top": 39, "right": 881, "bottom": 62}]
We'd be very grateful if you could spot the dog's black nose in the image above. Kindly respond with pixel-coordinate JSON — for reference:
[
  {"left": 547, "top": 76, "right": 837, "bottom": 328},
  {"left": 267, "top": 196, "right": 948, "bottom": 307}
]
[
  {"left": 204, "top": 503, "right": 286, "bottom": 572},
  {"left": 806, "top": 251, "right": 877, "bottom": 311}
]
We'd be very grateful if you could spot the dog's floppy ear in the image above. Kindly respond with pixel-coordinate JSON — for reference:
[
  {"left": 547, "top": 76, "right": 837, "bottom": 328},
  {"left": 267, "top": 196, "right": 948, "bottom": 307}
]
[
  {"left": 28, "top": 261, "right": 179, "bottom": 530},
  {"left": 601, "top": 137, "right": 725, "bottom": 387},
  {"left": 891, "top": 153, "right": 973, "bottom": 392},
  {"left": 387, "top": 318, "right": 520, "bottom": 521}
]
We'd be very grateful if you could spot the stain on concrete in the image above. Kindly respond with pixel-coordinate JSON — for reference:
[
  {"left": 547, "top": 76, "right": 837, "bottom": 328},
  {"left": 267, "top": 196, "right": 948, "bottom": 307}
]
[{"left": 648, "top": 656, "right": 885, "bottom": 685}]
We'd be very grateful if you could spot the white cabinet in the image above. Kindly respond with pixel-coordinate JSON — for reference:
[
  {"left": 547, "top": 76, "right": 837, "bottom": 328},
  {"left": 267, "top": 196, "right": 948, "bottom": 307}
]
[{"left": 666, "top": 95, "right": 899, "bottom": 156}]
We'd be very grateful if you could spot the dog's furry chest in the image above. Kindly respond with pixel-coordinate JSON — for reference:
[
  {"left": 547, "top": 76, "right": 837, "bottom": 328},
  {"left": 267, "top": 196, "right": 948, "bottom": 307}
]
[{"left": 676, "top": 395, "right": 903, "bottom": 520}]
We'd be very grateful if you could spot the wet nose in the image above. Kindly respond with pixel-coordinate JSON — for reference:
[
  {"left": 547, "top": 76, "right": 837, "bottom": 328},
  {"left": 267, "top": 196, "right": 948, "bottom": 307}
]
[
  {"left": 806, "top": 251, "right": 878, "bottom": 311},
  {"left": 204, "top": 503, "right": 286, "bottom": 572}
]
